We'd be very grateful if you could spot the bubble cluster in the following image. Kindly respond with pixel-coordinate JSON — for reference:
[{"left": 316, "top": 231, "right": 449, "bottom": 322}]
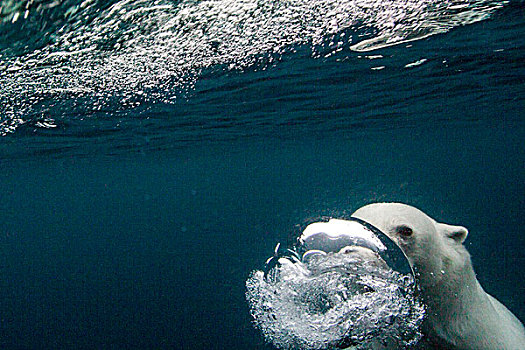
[
  {"left": 0, "top": 0, "right": 507, "bottom": 135},
  {"left": 246, "top": 253, "right": 425, "bottom": 349}
]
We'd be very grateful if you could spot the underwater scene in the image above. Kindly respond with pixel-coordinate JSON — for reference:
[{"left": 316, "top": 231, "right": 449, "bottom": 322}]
[{"left": 0, "top": 0, "right": 524, "bottom": 348}]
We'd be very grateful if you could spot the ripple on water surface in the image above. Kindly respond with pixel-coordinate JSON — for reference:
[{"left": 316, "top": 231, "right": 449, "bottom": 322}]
[{"left": 0, "top": 0, "right": 507, "bottom": 136}]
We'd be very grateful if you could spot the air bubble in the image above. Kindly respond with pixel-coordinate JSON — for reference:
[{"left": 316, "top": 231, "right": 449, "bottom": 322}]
[{"left": 246, "top": 253, "right": 425, "bottom": 349}]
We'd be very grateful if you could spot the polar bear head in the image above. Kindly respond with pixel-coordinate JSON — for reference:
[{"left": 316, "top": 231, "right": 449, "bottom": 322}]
[
  {"left": 351, "top": 203, "right": 525, "bottom": 349},
  {"left": 352, "top": 203, "right": 470, "bottom": 290}
]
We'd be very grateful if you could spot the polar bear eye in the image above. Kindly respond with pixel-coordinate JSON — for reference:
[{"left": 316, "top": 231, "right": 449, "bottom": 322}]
[{"left": 396, "top": 225, "right": 413, "bottom": 237}]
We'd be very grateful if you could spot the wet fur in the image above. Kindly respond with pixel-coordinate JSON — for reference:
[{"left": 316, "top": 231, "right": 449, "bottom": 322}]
[{"left": 352, "top": 203, "right": 525, "bottom": 350}]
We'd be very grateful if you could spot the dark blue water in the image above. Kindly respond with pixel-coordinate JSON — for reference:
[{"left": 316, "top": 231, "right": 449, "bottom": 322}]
[{"left": 0, "top": 0, "right": 524, "bottom": 348}]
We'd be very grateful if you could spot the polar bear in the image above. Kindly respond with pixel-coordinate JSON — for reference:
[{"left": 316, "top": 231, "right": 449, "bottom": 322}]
[{"left": 351, "top": 203, "right": 525, "bottom": 350}]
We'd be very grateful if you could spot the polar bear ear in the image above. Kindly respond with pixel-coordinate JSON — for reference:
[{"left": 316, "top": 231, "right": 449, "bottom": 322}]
[{"left": 438, "top": 223, "right": 468, "bottom": 244}]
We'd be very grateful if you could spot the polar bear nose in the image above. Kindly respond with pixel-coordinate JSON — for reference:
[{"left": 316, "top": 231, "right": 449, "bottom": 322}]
[{"left": 296, "top": 217, "right": 414, "bottom": 277}]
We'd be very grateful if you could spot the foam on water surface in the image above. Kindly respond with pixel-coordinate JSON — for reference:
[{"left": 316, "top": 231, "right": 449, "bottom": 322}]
[{"left": 0, "top": 0, "right": 507, "bottom": 135}]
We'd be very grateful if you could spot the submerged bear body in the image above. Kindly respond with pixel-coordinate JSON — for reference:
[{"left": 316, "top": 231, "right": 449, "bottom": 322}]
[{"left": 352, "top": 203, "right": 525, "bottom": 350}]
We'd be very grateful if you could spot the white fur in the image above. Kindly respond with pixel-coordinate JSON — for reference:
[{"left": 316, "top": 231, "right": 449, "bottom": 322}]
[{"left": 352, "top": 203, "right": 525, "bottom": 350}]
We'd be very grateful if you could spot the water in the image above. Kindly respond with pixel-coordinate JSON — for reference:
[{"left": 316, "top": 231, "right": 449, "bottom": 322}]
[{"left": 0, "top": 0, "right": 524, "bottom": 348}]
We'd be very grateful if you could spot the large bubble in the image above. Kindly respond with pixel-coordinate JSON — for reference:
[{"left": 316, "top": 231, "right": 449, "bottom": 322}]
[{"left": 246, "top": 219, "right": 425, "bottom": 349}]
